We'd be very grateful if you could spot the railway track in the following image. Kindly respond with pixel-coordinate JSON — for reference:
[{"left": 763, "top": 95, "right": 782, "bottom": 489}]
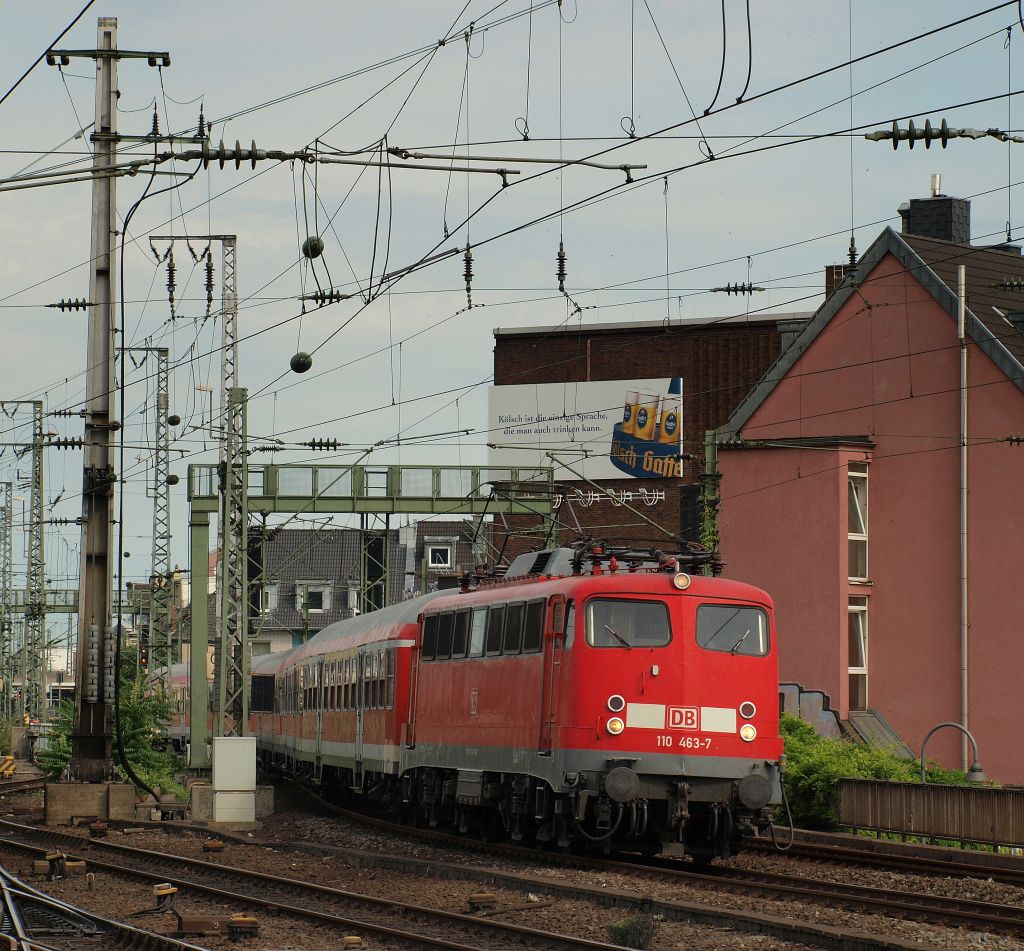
[
  {"left": 0, "top": 819, "right": 640, "bottom": 951},
  {"left": 0, "top": 856, "right": 205, "bottom": 951},
  {"left": 280, "top": 785, "right": 1024, "bottom": 940},
  {"left": 0, "top": 778, "right": 46, "bottom": 796},
  {"left": 745, "top": 835, "right": 1024, "bottom": 887}
]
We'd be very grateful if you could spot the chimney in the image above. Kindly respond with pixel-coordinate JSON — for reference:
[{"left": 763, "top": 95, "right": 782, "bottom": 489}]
[{"left": 898, "top": 176, "right": 970, "bottom": 244}]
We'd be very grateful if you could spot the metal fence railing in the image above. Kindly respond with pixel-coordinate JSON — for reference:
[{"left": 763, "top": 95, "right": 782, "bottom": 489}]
[{"left": 839, "top": 778, "right": 1024, "bottom": 848}]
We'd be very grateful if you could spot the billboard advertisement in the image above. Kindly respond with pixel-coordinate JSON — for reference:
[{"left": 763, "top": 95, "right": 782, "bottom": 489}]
[{"left": 487, "top": 377, "right": 682, "bottom": 481}]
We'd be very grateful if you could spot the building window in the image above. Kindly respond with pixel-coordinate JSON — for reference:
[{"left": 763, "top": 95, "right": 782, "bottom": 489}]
[
  {"left": 296, "top": 582, "right": 331, "bottom": 613},
  {"left": 848, "top": 464, "right": 868, "bottom": 581},
  {"left": 848, "top": 597, "right": 868, "bottom": 712},
  {"left": 261, "top": 583, "right": 279, "bottom": 611},
  {"left": 427, "top": 544, "right": 453, "bottom": 569},
  {"left": 251, "top": 641, "right": 270, "bottom": 657}
]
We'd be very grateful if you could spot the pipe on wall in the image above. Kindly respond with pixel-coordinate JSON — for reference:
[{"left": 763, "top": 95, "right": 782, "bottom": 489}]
[{"left": 958, "top": 264, "right": 969, "bottom": 771}]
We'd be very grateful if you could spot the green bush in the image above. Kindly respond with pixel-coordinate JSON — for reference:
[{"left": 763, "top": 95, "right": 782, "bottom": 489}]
[
  {"left": 607, "top": 914, "right": 659, "bottom": 949},
  {"left": 38, "top": 648, "right": 185, "bottom": 799},
  {"left": 780, "top": 713, "right": 969, "bottom": 829}
]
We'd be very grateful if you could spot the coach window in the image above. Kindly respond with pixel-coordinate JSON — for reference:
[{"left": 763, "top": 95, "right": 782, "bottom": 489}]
[
  {"left": 422, "top": 614, "right": 438, "bottom": 660},
  {"left": 503, "top": 602, "right": 525, "bottom": 654},
  {"left": 586, "top": 599, "right": 671, "bottom": 648},
  {"left": 331, "top": 662, "right": 338, "bottom": 711},
  {"left": 523, "top": 599, "right": 544, "bottom": 652},
  {"left": 378, "top": 650, "right": 387, "bottom": 708},
  {"left": 452, "top": 610, "right": 470, "bottom": 658},
  {"left": 696, "top": 604, "right": 769, "bottom": 657},
  {"left": 485, "top": 605, "right": 505, "bottom": 655},
  {"left": 386, "top": 649, "right": 396, "bottom": 708},
  {"left": 436, "top": 613, "right": 454, "bottom": 660},
  {"left": 469, "top": 608, "right": 487, "bottom": 656}
]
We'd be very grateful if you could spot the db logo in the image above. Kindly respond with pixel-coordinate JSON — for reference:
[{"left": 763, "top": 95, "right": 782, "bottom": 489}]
[{"left": 668, "top": 706, "right": 698, "bottom": 730}]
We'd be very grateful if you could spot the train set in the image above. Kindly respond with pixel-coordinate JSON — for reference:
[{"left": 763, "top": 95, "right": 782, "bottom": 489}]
[{"left": 243, "top": 544, "right": 785, "bottom": 861}]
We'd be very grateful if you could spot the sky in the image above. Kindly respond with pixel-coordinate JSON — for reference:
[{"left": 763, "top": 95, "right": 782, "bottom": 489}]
[{"left": 1, "top": 0, "right": 1022, "bottom": 609}]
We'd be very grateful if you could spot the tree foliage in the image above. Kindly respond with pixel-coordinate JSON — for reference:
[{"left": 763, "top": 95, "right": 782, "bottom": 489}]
[
  {"left": 38, "top": 647, "right": 185, "bottom": 798},
  {"left": 780, "top": 713, "right": 969, "bottom": 829}
]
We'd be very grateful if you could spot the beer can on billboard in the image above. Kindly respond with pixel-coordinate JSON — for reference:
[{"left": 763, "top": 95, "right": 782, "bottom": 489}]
[
  {"left": 633, "top": 394, "right": 658, "bottom": 440},
  {"left": 622, "top": 390, "right": 639, "bottom": 435},
  {"left": 658, "top": 396, "right": 681, "bottom": 444}
]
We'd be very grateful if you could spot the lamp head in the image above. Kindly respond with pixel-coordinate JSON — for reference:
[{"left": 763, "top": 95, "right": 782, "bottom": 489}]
[{"left": 966, "top": 762, "right": 987, "bottom": 784}]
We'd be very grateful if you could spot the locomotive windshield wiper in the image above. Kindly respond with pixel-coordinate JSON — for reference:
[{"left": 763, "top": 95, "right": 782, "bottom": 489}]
[
  {"left": 604, "top": 624, "right": 632, "bottom": 649},
  {"left": 729, "top": 629, "right": 752, "bottom": 655}
]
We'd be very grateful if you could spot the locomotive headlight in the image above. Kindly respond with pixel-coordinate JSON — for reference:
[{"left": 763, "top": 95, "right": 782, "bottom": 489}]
[
  {"left": 672, "top": 572, "right": 692, "bottom": 590},
  {"left": 739, "top": 701, "right": 757, "bottom": 720},
  {"left": 739, "top": 723, "right": 757, "bottom": 742},
  {"left": 607, "top": 695, "right": 626, "bottom": 713},
  {"left": 606, "top": 717, "right": 625, "bottom": 735}
]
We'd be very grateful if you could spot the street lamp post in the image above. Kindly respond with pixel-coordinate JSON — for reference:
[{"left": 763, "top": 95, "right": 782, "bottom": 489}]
[{"left": 920, "top": 722, "right": 987, "bottom": 784}]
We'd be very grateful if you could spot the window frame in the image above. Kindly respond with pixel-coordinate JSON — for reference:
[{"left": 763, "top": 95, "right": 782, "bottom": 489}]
[
  {"left": 585, "top": 597, "right": 672, "bottom": 649},
  {"left": 848, "top": 597, "right": 869, "bottom": 711},
  {"left": 485, "top": 605, "right": 506, "bottom": 655},
  {"left": 503, "top": 602, "right": 525, "bottom": 654},
  {"left": 695, "top": 603, "right": 770, "bottom": 657},
  {"left": 523, "top": 599, "right": 545, "bottom": 653},
  {"left": 427, "top": 544, "right": 453, "bottom": 569},
  {"left": 848, "top": 464, "right": 869, "bottom": 582}
]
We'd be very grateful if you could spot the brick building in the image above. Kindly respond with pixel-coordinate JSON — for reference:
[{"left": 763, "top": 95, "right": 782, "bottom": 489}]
[
  {"left": 490, "top": 315, "right": 808, "bottom": 558},
  {"left": 716, "top": 187, "right": 1024, "bottom": 782}
]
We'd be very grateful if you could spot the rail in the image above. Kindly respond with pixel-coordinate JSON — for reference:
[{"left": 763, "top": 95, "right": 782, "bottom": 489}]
[{"left": 839, "top": 778, "right": 1024, "bottom": 848}]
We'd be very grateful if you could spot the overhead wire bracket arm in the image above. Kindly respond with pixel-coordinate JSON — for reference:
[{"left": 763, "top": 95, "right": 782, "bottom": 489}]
[{"left": 387, "top": 146, "right": 647, "bottom": 173}]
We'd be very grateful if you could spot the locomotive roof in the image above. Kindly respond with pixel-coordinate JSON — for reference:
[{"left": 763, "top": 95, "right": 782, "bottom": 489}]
[{"left": 423, "top": 570, "right": 774, "bottom": 614}]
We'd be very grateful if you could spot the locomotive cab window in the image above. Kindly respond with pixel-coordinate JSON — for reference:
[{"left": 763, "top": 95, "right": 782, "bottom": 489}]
[
  {"left": 586, "top": 599, "right": 671, "bottom": 648},
  {"left": 696, "top": 604, "right": 769, "bottom": 656}
]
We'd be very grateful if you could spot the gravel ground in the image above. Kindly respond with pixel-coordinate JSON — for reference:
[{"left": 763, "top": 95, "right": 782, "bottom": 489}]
[{"left": 3, "top": 786, "right": 1023, "bottom": 950}]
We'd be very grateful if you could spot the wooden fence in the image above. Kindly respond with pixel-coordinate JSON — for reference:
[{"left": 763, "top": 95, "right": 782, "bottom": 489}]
[{"left": 839, "top": 778, "right": 1024, "bottom": 847}]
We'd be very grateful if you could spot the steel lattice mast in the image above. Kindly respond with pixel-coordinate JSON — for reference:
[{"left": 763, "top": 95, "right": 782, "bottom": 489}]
[
  {"left": 147, "top": 347, "right": 171, "bottom": 689},
  {"left": 24, "top": 402, "right": 46, "bottom": 719},
  {"left": 217, "top": 387, "right": 248, "bottom": 735},
  {"left": 0, "top": 482, "right": 12, "bottom": 718}
]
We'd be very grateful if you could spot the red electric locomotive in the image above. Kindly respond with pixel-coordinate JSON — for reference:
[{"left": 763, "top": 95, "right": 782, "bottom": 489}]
[{"left": 251, "top": 545, "right": 784, "bottom": 860}]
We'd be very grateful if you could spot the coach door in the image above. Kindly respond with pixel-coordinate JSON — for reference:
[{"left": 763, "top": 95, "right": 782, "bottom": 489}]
[
  {"left": 314, "top": 658, "right": 325, "bottom": 781},
  {"left": 353, "top": 650, "right": 367, "bottom": 790},
  {"left": 539, "top": 596, "right": 567, "bottom": 753}
]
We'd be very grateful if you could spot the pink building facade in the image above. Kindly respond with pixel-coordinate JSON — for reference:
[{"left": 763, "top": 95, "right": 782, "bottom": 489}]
[{"left": 717, "top": 224, "right": 1024, "bottom": 784}]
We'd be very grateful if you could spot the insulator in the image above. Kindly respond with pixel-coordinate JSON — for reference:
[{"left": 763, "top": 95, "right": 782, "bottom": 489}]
[
  {"left": 993, "top": 278, "right": 1024, "bottom": 291},
  {"left": 302, "top": 438, "right": 340, "bottom": 451},
  {"left": 197, "top": 108, "right": 206, "bottom": 139},
  {"left": 205, "top": 251, "right": 214, "bottom": 316},
  {"left": 150, "top": 107, "right": 160, "bottom": 139},
  {"left": 290, "top": 352, "right": 312, "bottom": 374},
  {"left": 557, "top": 241, "right": 567, "bottom": 293},
  {"left": 166, "top": 250, "right": 176, "bottom": 318},
  {"left": 463, "top": 244, "right": 474, "bottom": 308},
  {"left": 45, "top": 298, "right": 92, "bottom": 312}
]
